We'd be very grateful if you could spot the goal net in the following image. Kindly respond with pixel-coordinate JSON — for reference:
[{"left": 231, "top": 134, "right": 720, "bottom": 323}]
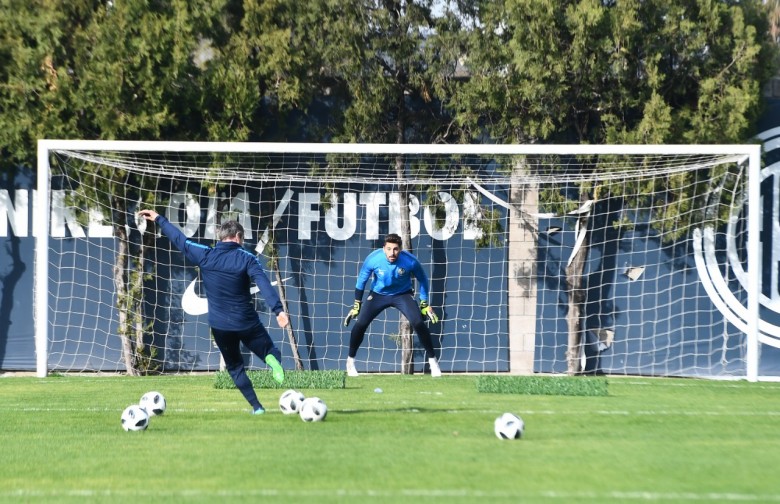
[{"left": 35, "top": 141, "right": 769, "bottom": 380}]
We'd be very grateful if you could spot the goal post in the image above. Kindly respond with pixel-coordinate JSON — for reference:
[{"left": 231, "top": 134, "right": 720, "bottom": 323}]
[{"left": 35, "top": 140, "right": 764, "bottom": 380}]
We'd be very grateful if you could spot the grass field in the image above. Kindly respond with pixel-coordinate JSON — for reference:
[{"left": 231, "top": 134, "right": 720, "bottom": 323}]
[{"left": 1, "top": 373, "right": 779, "bottom": 503}]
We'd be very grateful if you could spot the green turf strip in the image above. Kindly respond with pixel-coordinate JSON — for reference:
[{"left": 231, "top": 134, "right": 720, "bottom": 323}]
[
  {"left": 476, "top": 374, "right": 608, "bottom": 396},
  {"left": 214, "top": 369, "right": 347, "bottom": 390}
]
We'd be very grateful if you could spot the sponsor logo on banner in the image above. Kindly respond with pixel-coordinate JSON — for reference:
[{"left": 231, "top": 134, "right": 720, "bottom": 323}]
[
  {"left": 0, "top": 187, "right": 498, "bottom": 315},
  {"left": 694, "top": 128, "right": 780, "bottom": 349}
]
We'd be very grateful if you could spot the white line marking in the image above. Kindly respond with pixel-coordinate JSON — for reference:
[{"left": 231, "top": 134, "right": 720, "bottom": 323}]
[
  {"left": 1, "top": 406, "right": 779, "bottom": 417},
  {"left": 4, "top": 488, "right": 780, "bottom": 501}
]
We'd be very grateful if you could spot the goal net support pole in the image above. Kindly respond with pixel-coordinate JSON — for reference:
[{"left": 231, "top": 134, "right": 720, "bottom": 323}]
[{"left": 746, "top": 147, "right": 761, "bottom": 382}]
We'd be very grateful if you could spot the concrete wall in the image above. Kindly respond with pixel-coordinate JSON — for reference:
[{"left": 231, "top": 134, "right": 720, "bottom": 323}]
[{"left": 507, "top": 183, "right": 538, "bottom": 374}]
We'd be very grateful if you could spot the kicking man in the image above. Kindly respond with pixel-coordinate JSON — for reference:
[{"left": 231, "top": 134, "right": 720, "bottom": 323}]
[{"left": 138, "top": 209, "right": 288, "bottom": 414}]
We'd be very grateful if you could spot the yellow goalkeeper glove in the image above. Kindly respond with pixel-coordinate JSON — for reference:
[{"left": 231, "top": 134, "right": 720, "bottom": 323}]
[
  {"left": 344, "top": 300, "right": 361, "bottom": 326},
  {"left": 420, "top": 301, "right": 439, "bottom": 324}
]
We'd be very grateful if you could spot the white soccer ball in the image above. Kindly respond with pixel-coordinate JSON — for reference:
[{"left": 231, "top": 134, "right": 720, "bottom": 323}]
[
  {"left": 139, "top": 391, "right": 167, "bottom": 416},
  {"left": 299, "top": 397, "right": 328, "bottom": 422},
  {"left": 121, "top": 404, "right": 150, "bottom": 432},
  {"left": 494, "top": 412, "right": 524, "bottom": 440},
  {"left": 278, "top": 389, "right": 305, "bottom": 415}
]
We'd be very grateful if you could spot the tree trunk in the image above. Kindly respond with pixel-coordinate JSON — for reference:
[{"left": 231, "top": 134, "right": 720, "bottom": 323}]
[
  {"left": 400, "top": 327, "right": 414, "bottom": 374},
  {"left": 565, "top": 201, "right": 590, "bottom": 375},
  {"left": 273, "top": 264, "right": 303, "bottom": 370},
  {"left": 394, "top": 152, "right": 415, "bottom": 374},
  {"left": 114, "top": 222, "right": 139, "bottom": 376},
  {"left": 134, "top": 226, "right": 156, "bottom": 371}
]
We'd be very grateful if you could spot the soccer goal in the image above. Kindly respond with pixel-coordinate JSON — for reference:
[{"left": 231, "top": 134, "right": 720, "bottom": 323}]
[{"left": 35, "top": 140, "right": 770, "bottom": 380}]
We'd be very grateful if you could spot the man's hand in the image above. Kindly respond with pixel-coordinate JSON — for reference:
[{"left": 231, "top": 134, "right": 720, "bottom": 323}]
[
  {"left": 137, "top": 209, "right": 160, "bottom": 221},
  {"left": 343, "top": 301, "right": 361, "bottom": 326},
  {"left": 420, "top": 301, "right": 439, "bottom": 323},
  {"left": 276, "top": 312, "right": 290, "bottom": 328}
]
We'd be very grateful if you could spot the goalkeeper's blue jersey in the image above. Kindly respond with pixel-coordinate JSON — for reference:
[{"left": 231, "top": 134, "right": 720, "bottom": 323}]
[
  {"left": 156, "top": 215, "right": 283, "bottom": 331},
  {"left": 355, "top": 248, "right": 430, "bottom": 303}
]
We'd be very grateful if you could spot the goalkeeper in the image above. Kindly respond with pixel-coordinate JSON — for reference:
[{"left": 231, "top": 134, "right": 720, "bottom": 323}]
[
  {"left": 138, "top": 209, "right": 288, "bottom": 415},
  {"left": 343, "top": 233, "right": 441, "bottom": 377}
]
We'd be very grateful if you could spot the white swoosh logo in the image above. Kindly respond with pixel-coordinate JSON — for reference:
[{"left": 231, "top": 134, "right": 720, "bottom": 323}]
[{"left": 181, "top": 277, "right": 291, "bottom": 316}]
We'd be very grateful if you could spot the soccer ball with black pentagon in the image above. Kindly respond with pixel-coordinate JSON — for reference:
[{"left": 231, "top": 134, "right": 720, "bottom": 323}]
[
  {"left": 494, "top": 412, "right": 524, "bottom": 440},
  {"left": 299, "top": 397, "right": 328, "bottom": 422},
  {"left": 278, "top": 389, "right": 305, "bottom": 415},
  {"left": 139, "top": 391, "right": 167, "bottom": 416},
  {"left": 121, "top": 404, "right": 150, "bottom": 431}
]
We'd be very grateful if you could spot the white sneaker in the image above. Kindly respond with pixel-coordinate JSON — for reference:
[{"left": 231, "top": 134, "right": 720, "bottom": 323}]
[
  {"left": 429, "top": 357, "right": 442, "bottom": 378},
  {"left": 346, "top": 357, "right": 359, "bottom": 377}
]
